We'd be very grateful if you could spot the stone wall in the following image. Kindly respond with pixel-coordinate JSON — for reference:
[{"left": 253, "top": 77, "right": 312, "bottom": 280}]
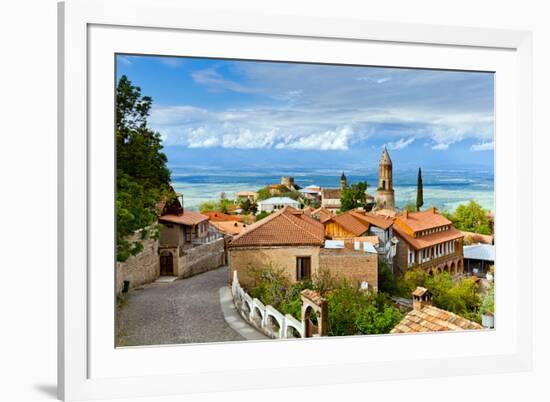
[
  {"left": 319, "top": 248, "right": 378, "bottom": 290},
  {"left": 177, "top": 237, "right": 226, "bottom": 278},
  {"left": 228, "top": 246, "right": 321, "bottom": 288},
  {"left": 116, "top": 236, "right": 160, "bottom": 294}
]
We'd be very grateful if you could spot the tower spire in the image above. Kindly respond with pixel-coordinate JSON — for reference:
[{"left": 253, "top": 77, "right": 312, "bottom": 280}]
[{"left": 375, "top": 147, "right": 395, "bottom": 210}]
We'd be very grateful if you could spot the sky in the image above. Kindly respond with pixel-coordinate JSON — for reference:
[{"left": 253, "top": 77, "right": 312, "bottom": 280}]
[{"left": 116, "top": 54, "right": 495, "bottom": 170}]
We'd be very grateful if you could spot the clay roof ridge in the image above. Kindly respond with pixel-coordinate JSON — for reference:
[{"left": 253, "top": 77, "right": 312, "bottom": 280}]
[
  {"left": 279, "top": 207, "right": 324, "bottom": 242},
  {"left": 229, "top": 207, "right": 284, "bottom": 243}
]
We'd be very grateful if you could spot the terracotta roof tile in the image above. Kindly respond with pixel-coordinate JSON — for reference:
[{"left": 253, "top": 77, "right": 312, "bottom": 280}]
[
  {"left": 159, "top": 211, "right": 209, "bottom": 226},
  {"left": 396, "top": 208, "right": 451, "bottom": 233},
  {"left": 393, "top": 224, "right": 463, "bottom": 249},
  {"left": 312, "top": 207, "right": 334, "bottom": 223},
  {"left": 203, "top": 211, "right": 241, "bottom": 222},
  {"left": 328, "top": 213, "right": 370, "bottom": 236},
  {"left": 349, "top": 210, "right": 395, "bottom": 230},
  {"left": 228, "top": 206, "right": 324, "bottom": 248},
  {"left": 390, "top": 305, "right": 483, "bottom": 334},
  {"left": 210, "top": 220, "right": 248, "bottom": 235}
]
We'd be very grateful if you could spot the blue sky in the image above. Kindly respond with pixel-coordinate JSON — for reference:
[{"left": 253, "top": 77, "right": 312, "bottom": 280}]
[{"left": 116, "top": 55, "right": 494, "bottom": 170}]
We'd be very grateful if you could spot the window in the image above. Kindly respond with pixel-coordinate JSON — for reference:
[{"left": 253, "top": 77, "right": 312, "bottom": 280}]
[{"left": 296, "top": 257, "right": 311, "bottom": 281}]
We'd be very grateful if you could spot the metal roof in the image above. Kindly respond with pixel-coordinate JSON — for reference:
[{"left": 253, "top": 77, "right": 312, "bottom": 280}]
[
  {"left": 463, "top": 243, "right": 495, "bottom": 262},
  {"left": 257, "top": 197, "right": 300, "bottom": 205}
]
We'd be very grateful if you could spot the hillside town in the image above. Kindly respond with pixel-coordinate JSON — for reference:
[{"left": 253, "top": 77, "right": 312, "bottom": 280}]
[{"left": 117, "top": 146, "right": 495, "bottom": 345}]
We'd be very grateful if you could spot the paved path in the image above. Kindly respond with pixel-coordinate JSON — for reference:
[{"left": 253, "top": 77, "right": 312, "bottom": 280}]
[{"left": 117, "top": 266, "right": 260, "bottom": 346}]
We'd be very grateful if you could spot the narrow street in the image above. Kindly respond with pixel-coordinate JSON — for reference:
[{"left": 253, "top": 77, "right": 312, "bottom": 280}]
[{"left": 117, "top": 266, "right": 262, "bottom": 346}]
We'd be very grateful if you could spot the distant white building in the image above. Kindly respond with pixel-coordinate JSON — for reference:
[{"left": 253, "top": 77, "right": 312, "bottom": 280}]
[{"left": 257, "top": 197, "right": 300, "bottom": 213}]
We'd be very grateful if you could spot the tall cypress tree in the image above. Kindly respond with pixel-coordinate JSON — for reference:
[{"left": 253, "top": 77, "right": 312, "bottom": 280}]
[{"left": 416, "top": 167, "right": 424, "bottom": 212}]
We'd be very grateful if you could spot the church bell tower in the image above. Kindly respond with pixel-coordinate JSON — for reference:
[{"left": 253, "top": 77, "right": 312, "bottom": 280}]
[{"left": 375, "top": 147, "right": 395, "bottom": 210}]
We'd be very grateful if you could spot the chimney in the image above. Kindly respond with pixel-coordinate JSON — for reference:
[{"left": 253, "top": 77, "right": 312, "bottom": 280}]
[
  {"left": 403, "top": 210, "right": 408, "bottom": 219},
  {"left": 412, "top": 287, "right": 432, "bottom": 311},
  {"left": 430, "top": 207, "right": 437, "bottom": 214}
]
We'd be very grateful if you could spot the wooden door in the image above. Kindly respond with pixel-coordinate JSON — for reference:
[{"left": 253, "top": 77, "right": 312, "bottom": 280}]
[{"left": 160, "top": 254, "right": 174, "bottom": 276}]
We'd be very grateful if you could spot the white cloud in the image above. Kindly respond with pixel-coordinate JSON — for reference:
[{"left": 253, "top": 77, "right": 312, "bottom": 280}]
[
  {"left": 431, "top": 143, "right": 450, "bottom": 150},
  {"left": 191, "top": 68, "right": 262, "bottom": 93},
  {"left": 386, "top": 137, "right": 415, "bottom": 150},
  {"left": 470, "top": 141, "right": 494, "bottom": 151},
  {"left": 376, "top": 77, "right": 392, "bottom": 84},
  {"left": 159, "top": 57, "right": 183, "bottom": 68},
  {"left": 118, "top": 56, "right": 132, "bottom": 65},
  {"left": 275, "top": 126, "right": 353, "bottom": 151}
]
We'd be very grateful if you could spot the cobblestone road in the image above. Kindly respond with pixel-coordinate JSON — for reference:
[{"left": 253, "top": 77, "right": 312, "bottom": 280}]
[{"left": 117, "top": 266, "right": 245, "bottom": 346}]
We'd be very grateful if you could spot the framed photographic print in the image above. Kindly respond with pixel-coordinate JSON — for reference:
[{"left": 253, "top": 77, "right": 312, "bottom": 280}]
[{"left": 58, "top": 0, "right": 533, "bottom": 400}]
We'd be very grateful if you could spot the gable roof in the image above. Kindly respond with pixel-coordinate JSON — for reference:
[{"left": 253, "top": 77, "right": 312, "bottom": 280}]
[
  {"left": 229, "top": 206, "right": 324, "bottom": 248},
  {"left": 159, "top": 211, "right": 209, "bottom": 226},
  {"left": 312, "top": 207, "right": 334, "bottom": 223},
  {"left": 327, "top": 213, "right": 370, "bottom": 236},
  {"left": 210, "top": 220, "right": 248, "bottom": 236},
  {"left": 393, "top": 224, "right": 463, "bottom": 250},
  {"left": 396, "top": 208, "right": 452, "bottom": 233},
  {"left": 349, "top": 210, "right": 395, "bottom": 230},
  {"left": 390, "top": 305, "right": 483, "bottom": 333},
  {"left": 203, "top": 211, "right": 241, "bottom": 222}
]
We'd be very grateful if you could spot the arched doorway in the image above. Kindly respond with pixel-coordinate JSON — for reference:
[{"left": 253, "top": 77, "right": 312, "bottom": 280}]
[
  {"left": 457, "top": 260, "right": 463, "bottom": 274},
  {"left": 450, "top": 262, "right": 456, "bottom": 275},
  {"left": 160, "top": 251, "right": 174, "bottom": 276}
]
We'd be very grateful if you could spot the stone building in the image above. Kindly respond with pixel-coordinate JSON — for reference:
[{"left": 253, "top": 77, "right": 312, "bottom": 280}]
[
  {"left": 158, "top": 195, "right": 225, "bottom": 278},
  {"left": 392, "top": 208, "right": 464, "bottom": 276},
  {"left": 375, "top": 147, "right": 395, "bottom": 210},
  {"left": 390, "top": 287, "right": 483, "bottom": 333},
  {"left": 228, "top": 206, "right": 378, "bottom": 290}
]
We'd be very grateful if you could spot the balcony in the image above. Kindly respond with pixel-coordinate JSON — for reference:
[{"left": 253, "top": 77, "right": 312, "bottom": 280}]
[{"left": 408, "top": 251, "right": 462, "bottom": 271}]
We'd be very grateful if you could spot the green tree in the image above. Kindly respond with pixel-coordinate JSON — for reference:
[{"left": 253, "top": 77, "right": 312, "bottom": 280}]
[
  {"left": 449, "top": 200, "right": 492, "bottom": 235},
  {"left": 340, "top": 181, "right": 368, "bottom": 212},
  {"left": 116, "top": 75, "right": 170, "bottom": 262},
  {"left": 403, "top": 203, "right": 417, "bottom": 212},
  {"left": 240, "top": 198, "right": 258, "bottom": 215},
  {"left": 416, "top": 167, "right": 424, "bottom": 212},
  {"left": 398, "top": 268, "right": 482, "bottom": 323}
]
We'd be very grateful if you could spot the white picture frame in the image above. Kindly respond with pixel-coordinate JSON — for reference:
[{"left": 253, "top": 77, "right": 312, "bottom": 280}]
[{"left": 58, "top": 0, "right": 533, "bottom": 400}]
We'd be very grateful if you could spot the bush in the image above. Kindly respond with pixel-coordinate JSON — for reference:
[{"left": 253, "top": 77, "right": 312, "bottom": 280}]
[
  {"left": 247, "top": 266, "right": 403, "bottom": 335},
  {"left": 398, "top": 268, "right": 482, "bottom": 323}
]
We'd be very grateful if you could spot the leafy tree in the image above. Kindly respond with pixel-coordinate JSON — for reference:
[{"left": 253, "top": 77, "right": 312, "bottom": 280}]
[
  {"left": 239, "top": 198, "right": 258, "bottom": 215},
  {"left": 403, "top": 203, "right": 417, "bottom": 212},
  {"left": 116, "top": 75, "right": 170, "bottom": 262},
  {"left": 449, "top": 200, "right": 492, "bottom": 235},
  {"left": 416, "top": 167, "right": 424, "bottom": 211},
  {"left": 199, "top": 201, "right": 218, "bottom": 213},
  {"left": 340, "top": 181, "right": 368, "bottom": 212},
  {"left": 256, "top": 187, "right": 272, "bottom": 201},
  {"left": 377, "top": 260, "right": 398, "bottom": 295},
  {"left": 398, "top": 268, "right": 482, "bottom": 323}
]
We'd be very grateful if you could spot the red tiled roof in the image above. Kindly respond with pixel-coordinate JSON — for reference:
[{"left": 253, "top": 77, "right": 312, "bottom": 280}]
[
  {"left": 229, "top": 206, "right": 324, "bottom": 248},
  {"left": 390, "top": 305, "right": 483, "bottom": 333},
  {"left": 312, "top": 207, "right": 334, "bottom": 223},
  {"left": 393, "top": 224, "right": 463, "bottom": 250},
  {"left": 159, "top": 211, "right": 209, "bottom": 226},
  {"left": 328, "top": 213, "right": 370, "bottom": 236},
  {"left": 349, "top": 210, "right": 395, "bottom": 230},
  {"left": 396, "top": 208, "right": 451, "bottom": 233},
  {"left": 203, "top": 211, "right": 241, "bottom": 222},
  {"left": 210, "top": 220, "right": 247, "bottom": 235}
]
